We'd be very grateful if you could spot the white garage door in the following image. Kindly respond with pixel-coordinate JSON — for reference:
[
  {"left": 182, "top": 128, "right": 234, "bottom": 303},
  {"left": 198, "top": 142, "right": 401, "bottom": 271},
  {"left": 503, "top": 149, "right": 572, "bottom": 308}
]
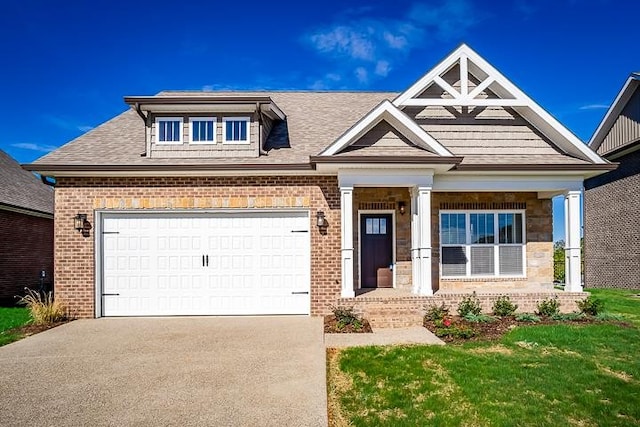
[{"left": 101, "top": 211, "right": 310, "bottom": 316}]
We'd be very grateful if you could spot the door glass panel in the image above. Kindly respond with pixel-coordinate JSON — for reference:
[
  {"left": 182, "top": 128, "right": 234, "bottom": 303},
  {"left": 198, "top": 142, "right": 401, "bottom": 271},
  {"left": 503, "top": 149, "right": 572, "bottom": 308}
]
[{"left": 379, "top": 218, "right": 386, "bottom": 234}]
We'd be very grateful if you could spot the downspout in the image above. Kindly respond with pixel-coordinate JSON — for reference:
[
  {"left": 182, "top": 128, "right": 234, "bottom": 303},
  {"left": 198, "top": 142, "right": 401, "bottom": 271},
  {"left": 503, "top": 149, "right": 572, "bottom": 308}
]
[
  {"left": 134, "top": 103, "right": 150, "bottom": 157},
  {"left": 256, "top": 102, "right": 267, "bottom": 156}
]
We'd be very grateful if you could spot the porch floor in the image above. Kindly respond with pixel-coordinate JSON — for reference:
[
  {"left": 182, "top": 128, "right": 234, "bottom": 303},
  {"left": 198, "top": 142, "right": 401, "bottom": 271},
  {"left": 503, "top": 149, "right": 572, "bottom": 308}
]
[{"left": 354, "top": 284, "right": 560, "bottom": 299}]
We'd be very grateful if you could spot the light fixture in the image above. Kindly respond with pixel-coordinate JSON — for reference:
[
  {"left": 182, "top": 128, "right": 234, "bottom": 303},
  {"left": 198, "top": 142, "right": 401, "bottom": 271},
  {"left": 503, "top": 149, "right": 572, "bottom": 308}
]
[
  {"left": 316, "top": 211, "right": 328, "bottom": 229},
  {"left": 398, "top": 201, "right": 406, "bottom": 215},
  {"left": 74, "top": 214, "right": 92, "bottom": 237}
]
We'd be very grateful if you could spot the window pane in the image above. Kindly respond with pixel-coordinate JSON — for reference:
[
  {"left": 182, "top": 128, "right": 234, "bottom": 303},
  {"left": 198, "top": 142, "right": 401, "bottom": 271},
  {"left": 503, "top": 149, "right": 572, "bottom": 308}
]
[
  {"left": 442, "top": 246, "right": 467, "bottom": 276},
  {"left": 240, "top": 121, "right": 247, "bottom": 140},
  {"left": 471, "top": 246, "right": 494, "bottom": 275},
  {"left": 440, "top": 213, "right": 466, "bottom": 245},
  {"left": 499, "top": 246, "right": 523, "bottom": 274},
  {"left": 159, "top": 122, "right": 166, "bottom": 141},
  {"left": 441, "top": 214, "right": 450, "bottom": 244},
  {"left": 172, "top": 121, "right": 180, "bottom": 141},
  {"left": 372, "top": 218, "right": 380, "bottom": 234},
  {"left": 366, "top": 218, "right": 373, "bottom": 234},
  {"left": 471, "top": 214, "right": 494, "bottom": 244},
  {"left": 379, "top": 218, "right": 386, "bottom": 234},
  {"left": 514, "top": 213, "right": 523, "bottom": 244},
  {"left": 499, "top": 213, "right": 516, "bottom": 244},
  {"left": 226, "top": 121, "right": 233, "bottom": 139},
  {"left": 207, "top": 121, "right": 214, "bottom": 140}
]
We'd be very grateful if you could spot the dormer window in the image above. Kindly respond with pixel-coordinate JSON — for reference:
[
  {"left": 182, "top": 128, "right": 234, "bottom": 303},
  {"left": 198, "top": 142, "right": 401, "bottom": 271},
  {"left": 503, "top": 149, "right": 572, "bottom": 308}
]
[
  {"left": 223, "top": 117, "right": 250, "bottom": 144},
  {"left": 156, "top": 117, "right": 183, "bottom": 144},
  {"left": 190, "top": 117, "right": 216, "bottom": 144}
]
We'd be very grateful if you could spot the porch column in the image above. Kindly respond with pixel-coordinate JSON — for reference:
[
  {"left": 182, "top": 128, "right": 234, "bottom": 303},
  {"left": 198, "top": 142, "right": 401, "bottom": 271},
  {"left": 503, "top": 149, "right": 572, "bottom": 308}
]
[
  {"left": 564, "top": 190, "right": 583, "bottom": 292},
  {"left": 412, "top": 186, "right": 433, "bottom": 296},
  {"left": 410, "top": 190, "right": 421, "bottom": 294},
  {"left": 340, "top": 186, "right": 355, "bottom": 298}
]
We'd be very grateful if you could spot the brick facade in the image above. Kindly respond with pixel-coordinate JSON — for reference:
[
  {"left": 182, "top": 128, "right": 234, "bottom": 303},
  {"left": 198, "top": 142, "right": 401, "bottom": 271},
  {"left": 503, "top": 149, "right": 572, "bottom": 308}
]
[
  {"left": 584, "top": 148, "right": 640, "bottom": 289},
  {"left": 0, "top": 210, "right": 54, "bottom": 304}
]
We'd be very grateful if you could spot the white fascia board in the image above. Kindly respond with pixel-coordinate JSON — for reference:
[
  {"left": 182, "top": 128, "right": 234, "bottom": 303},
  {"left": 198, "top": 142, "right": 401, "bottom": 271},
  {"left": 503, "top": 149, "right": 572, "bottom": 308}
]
[
  {"left": 433, "top": 174, "right": 583, "bottom": 192},
  {"left": 315, "top": 162, "right": 456, "bottom": 175},
  {"left": 339, "top": 168, "right": 434, "bottom": 188},
  {"left": 588, "top": 76, "right": 639, "bottom": 150},
  {"left": 320, "top": 100, "right": 453, "bottom": 157}
]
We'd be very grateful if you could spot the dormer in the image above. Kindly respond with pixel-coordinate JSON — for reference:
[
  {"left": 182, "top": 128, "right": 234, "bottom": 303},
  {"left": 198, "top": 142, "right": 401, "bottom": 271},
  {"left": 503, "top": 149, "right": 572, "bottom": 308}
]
[{"left": 124, "top": 94, "right": 286, "bottom": 159}]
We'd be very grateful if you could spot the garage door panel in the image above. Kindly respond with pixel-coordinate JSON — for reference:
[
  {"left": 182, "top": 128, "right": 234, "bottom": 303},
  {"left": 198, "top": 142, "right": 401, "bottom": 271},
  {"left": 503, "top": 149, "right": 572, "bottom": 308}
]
[{"left": 102, "top": 211, "right": 310, "bottom": 316}]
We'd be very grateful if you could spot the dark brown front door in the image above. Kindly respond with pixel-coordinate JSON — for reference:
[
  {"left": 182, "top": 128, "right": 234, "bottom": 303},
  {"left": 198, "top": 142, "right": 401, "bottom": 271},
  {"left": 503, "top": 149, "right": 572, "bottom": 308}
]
[{"left": 360, "top": 214, "right": 393, "bottom": 288}]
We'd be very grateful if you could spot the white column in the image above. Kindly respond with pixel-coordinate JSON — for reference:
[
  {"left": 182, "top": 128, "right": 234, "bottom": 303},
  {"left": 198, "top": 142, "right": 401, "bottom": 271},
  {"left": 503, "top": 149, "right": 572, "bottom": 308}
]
[
  {"left": 413, "top": 186, "right": 433, "bottom": 296},
  {"left": 410, "top": 189, "right": 421, "bottom": 294},
  {"left": 564, "top": 190, "right": 583, "bottom": 292},
  {"left": 340, "top": 186, "right": 355, "bottom": 298}
]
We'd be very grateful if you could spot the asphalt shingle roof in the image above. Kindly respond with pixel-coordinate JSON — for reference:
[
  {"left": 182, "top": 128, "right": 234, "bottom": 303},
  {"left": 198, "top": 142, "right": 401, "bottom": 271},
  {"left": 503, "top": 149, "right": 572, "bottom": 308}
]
[{"left": 0, "top": 150, "right": 53, "bottom": 214}]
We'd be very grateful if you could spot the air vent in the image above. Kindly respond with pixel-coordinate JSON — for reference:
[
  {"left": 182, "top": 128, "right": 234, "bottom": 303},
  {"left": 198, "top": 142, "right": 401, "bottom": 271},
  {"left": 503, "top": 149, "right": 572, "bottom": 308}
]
[
  {"left": 439, "top": 202, "right": 526, "bottom": 210},
  {"left": 358, "top": 202, "right": 397, "bottom": 210}
]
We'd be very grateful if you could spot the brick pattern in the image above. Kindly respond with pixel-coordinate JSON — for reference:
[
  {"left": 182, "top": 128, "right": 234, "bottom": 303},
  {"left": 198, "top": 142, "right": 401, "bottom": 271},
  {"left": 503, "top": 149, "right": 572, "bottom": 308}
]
[
  {"left": 339, "top": 292, "right": 588, "bottom": 328},
  {"left": 0, "top": 210, "right": 53, "bottom": 303},
  {"left": 54, "top": 176, "right": 341, "bottom": 318},
  {"left": 432, "top": 192, "right": 553, "bottom": 291},
  {"left": 584, "top": 149, "right": 640, "bottom": 289}
]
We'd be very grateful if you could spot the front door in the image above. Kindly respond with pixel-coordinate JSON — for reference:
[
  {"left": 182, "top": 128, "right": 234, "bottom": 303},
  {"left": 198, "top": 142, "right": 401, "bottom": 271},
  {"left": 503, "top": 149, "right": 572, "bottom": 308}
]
[{"left": 360, "top": 214, "right": 393, "bottom": 288}]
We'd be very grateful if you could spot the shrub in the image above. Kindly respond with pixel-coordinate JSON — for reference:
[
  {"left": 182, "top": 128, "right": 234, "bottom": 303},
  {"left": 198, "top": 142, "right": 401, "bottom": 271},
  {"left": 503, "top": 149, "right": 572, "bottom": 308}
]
[
  {"left": 17, "top": 288, "right": 67, "bottom": 325},
  {"left": 536, "top": 297, "right": 560, "bottom": 317},
  {"left": 515, "top": 313, "right": 541, "bottom": 323},
  {"left": 492, "top": 295, "right": 518, "bottom": 317},
  {"left": 331, "top": 305, "right": 363, "bottom": 330},
  {"left": 595, "top": 312, "right": 624, "bottom": 322},
  {"left": 551, "top": 312, "right": 586, "bottom": 321},
  {"left": 435, "top": 324, "right": 476, "bottom": 339},
  {"left": 576, "top": 296, "right": 605, "bottom": 316},
  {"left": 463, "top": 313, "right": 496, "bottom": 323},
  {"left": 424, "top": 303, "right": 449, "bottom": 321},
  {"left": 457, "top": 292, "right": 482, "bottom": 317}
]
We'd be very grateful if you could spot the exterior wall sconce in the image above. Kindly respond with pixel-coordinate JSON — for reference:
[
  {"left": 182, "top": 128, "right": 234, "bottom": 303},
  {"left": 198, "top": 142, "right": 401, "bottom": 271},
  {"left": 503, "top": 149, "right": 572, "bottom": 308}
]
[
  {"left": 398, "top": 201, "right": 406, "bottom": 215},
  {"left": 316, "top": 211, "right": 328, "bottom": 229},
  {"left": 74, "top": 213, "right": 92, "bottom": 237}
]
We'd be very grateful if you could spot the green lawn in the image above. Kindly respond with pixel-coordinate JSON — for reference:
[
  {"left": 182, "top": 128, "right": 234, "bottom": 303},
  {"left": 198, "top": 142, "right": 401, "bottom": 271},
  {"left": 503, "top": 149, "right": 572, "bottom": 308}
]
[
  {"left": 0, "top": 307, "right": 31, "bottom": 346},
  {"left": 328, "top": 289, "right": 640, "bottom": 427}
]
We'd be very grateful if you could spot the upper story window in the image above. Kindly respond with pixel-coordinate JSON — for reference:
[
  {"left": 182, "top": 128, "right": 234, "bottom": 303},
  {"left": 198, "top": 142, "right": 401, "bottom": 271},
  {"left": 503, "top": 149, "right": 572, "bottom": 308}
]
[
  {"left": 156, "top": 117, "right": 183, "bottom": 144},
  {"left": 223, "top": 117, "right": 250, "bottom": 144},
  {"left": 190, "top": 117, "right": 216, "bottom": 144}
]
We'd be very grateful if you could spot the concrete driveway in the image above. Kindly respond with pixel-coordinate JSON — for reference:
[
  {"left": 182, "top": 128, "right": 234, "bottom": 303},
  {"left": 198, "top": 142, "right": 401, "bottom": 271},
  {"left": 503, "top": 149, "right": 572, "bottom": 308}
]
[{"left": 0, "top": 317, "right": 327, "bottom": 426}]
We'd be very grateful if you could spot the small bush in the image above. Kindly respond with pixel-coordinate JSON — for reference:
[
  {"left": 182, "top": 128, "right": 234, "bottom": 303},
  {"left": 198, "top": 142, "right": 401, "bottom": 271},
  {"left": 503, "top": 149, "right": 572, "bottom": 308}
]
[
  {"left": 424, "top": 303, "right": 450, "bottom": 321},
  {"left": 577, "top": 296, "right": 605, "bottom": 316},
  {"left": 492, "top": 295, "right": 518, "bottom": 317},
  {"left": 551, "top": 312, "right": 586, "bottom": 321},
  {"left": 458, "top": 292, "right": 482, "bottom": 317},
  {"left": 516, "top": 313, "right": 541, "bottom": 323},
  {"left": 463, "top": 313, "right": 497, "bottom": 323},
  {"left": 595, "top": 312, "right": 624, "bottom": 322},
  {"left": 17, "top": 288, "right": 67, "bottom": 325},
  {"left": 435, "top": 325, "right": 476, "bottom": 339},
  {"left": 331, "top": 305, "right": 363, "bottom": 330},
  {"left": 536, "top": 297, "right": 560, "bottom": 317}
]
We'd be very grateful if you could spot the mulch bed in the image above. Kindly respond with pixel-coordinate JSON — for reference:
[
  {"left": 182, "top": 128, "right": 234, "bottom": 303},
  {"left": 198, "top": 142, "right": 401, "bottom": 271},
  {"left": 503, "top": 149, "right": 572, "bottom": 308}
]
[
  {"left": 324, "top": 315, "right": 373, "bottom": 333},
  {"left": 424, "top": 316, "right": 603, "bottom": 344},
  {"left": 6, "top": 321, "right": 68, "bottom": 338}
]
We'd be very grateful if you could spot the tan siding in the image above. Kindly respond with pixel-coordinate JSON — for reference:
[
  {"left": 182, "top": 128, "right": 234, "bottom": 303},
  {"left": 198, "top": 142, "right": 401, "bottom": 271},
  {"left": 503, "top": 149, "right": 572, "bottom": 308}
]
[{"left": 600, "top": 88, "right": 640, "bottom": 155}]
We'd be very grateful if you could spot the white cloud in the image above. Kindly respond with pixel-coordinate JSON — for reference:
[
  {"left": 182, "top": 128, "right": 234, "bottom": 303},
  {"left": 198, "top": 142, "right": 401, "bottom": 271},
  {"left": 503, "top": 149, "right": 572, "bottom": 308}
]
[
  {"left": 304, "top": 0, "right": 480, "bottom": 88},
  {"left": 77, "top": 125, "right": 94, "bottom": 132},
  {"left": 11, "top": 142, "right": 58, "bottom": 153},
  {"left": 579, "top": 104, "right": 609, "bottom": 110}
]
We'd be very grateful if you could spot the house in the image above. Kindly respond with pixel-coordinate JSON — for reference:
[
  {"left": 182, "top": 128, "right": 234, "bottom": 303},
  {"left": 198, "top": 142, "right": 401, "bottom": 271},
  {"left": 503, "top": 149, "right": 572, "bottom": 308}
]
[
  {"left": 0, "top": 150, "right": 54, "bottom": 304},
  {"left": 25, "top": 45, "right": 614, "bottom": 325},
  {"left": 584, "top": 72, "right": 640, "bottom": 289}
]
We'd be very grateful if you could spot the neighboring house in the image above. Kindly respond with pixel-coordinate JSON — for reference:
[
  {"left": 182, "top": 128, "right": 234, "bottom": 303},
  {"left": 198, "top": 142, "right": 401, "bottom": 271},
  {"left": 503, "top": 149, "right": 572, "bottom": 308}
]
[
  {"left": 584, "top": 72, "right": 640, "bottom": 289},
  {"left": 25, "top": 45, "right": 613, "bottom": 325},
  {"left": 0, "top": 150, "right": 54, "bottom": 304}
]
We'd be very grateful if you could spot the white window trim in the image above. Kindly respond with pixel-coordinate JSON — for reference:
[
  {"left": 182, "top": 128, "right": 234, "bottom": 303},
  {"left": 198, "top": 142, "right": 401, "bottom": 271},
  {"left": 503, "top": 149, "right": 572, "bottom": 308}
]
[
  {"left": 439, "top": 210, "right": 527, "bottom": 279},
  {"left": 189, "top": 117, "right": 217, "bottom": 145},
  {"left": 155, "top": 117, "right": 183, "bottom": 145},
  {"left": 222, "top": 117, "right": 250, "bottom": 144}
]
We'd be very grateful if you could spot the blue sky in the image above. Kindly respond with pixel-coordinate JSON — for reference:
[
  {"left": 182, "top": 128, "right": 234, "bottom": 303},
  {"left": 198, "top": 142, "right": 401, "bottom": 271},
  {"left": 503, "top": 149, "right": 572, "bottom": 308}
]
[{"left": 0, "top": 0, "right": 637, "bottom": 241}]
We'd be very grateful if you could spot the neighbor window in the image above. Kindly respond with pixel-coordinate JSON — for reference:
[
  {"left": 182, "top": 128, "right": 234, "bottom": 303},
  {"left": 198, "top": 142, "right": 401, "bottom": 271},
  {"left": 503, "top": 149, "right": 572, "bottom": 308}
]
[
  {"left": 156, "top": 117, "right": 183, "bottom": 144},
  {"left": 190, "top": 117, "right": 216, "bottom": 144},
  {"left": 440, "top": 211, "right": 525, "bottom": 277},
  {"left": 223, "top": 117, "right": 250, "bottom": 144}
]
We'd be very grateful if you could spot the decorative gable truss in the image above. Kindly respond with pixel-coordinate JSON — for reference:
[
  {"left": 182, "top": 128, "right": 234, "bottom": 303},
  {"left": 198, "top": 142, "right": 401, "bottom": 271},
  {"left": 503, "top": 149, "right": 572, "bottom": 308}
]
[{"left": 393, "top": 44, "right": 606, "bottom": 164}]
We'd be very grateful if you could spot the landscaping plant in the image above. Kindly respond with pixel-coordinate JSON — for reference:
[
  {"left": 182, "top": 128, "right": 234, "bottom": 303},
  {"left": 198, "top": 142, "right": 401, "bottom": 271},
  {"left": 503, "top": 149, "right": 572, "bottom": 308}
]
[
  {"left": 577, "top": 295, "right": 605, "bottom": 316},
  {"left": 536, "top": 296, "right": 560, "bottom": 317},
  {"left": 331, "top": 305, "right": 363, "bottom": 331},
  {"left": 424, "top": 303, "right": 449, "bottom": 321},
  {"left": 457, "top": 292, "right": 482, "bottom": 317},
  {"left": 17, "top": 288, "right": 67, "bottom": 325},
  {"left": 492, "top": 295, "right": 518, "bottom": 317},
  {"left": 515, "top": 313, "right": 541, "bottom": 322},
  {"left": 463, "top": 313, "right": 496, "bottom": 323}
]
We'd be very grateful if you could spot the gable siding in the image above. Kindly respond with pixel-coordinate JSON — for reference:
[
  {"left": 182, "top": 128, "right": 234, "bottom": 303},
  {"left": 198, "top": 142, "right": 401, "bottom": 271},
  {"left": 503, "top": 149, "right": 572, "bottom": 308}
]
[{"left": 599, "top": 88, "right": 640, "bottom": 155}]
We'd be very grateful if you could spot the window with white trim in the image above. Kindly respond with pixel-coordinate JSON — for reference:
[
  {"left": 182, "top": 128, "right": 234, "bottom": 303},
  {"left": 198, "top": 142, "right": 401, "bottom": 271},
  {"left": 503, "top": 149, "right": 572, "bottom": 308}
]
[
  {"left": 190, "top": 117, "right": 216, "bottom": 144},
  {"left": 155, "top": 117, "right": 183, "bottom": 144},
  {"left": 440, "top": 211, "right": 525, "bottom": 278},
  {"left": 223, "top": 117, "right": 249, "bottom": 144}
]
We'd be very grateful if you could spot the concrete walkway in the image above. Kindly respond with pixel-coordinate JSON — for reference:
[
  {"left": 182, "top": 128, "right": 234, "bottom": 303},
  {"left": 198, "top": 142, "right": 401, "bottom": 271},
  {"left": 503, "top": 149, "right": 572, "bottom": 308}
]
[
  {"left": 0, "top": 317, "right": 327, "bottom": 427},
  {"left": 325, "top": 326, "right": 445, "bottom": 348}
]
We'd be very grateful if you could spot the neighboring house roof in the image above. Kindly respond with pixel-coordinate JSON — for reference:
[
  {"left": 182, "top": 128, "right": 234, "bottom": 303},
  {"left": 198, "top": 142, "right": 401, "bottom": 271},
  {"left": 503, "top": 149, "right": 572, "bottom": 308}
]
[
  {"left": 0, "top": 150, "right": 53, "bottom": 215},
  {"left": 589, "top": 72, "right": 640, "bottom": 157},
  {"left": 26, "top": 44, "right": 612, "bottom": 176}
]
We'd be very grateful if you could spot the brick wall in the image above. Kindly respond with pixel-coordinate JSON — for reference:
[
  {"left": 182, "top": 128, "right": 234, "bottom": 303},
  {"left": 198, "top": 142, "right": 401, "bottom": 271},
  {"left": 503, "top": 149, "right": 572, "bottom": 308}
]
[
  {"left": 432, "top": 192, "right": 554, "bottom": 291},
  {"left": 54, "top": 176, "right": 341, "bottom": 318},
  {"left": 0, "top": 210, "right": 54, "bottom": 304},
  {"left": 584, "top": 148, "right": 640, "bottom": 289}
]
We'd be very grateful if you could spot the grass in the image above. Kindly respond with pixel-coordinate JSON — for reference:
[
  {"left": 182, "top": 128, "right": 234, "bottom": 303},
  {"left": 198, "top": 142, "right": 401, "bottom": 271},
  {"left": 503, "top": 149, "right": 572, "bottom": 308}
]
[
  {"left": 327, "top": 288, "right": 640, "bottom": 426},
  {"left": 0, "top": 307, "right": 31, "bottom": 346}
]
